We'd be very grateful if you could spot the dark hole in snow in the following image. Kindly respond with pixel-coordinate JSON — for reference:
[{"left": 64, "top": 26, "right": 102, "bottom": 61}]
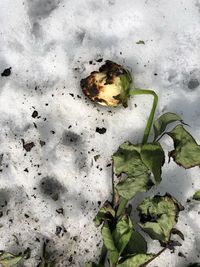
[
  {"left": 0, "top": 154, "right": 3, "bottom": 166},
  {"left": 62, "top": 131, "right": 81, "bottom": 146},
  {"left": 39, "top": 176, "right": 65, "bottom": 200},
  {"left": 0, "top": 190, "right": 9, "bottom": 208},
  {"left": 188, "top": 78, "right": 199, "bottom": 89},
  {"left": 40, "top": 140, "right": 46, "bottom": 147}
]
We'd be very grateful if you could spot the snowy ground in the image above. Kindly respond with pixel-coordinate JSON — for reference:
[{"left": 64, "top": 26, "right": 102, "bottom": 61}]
[{"left": 0, "top": 0, "right": 200, "bottom": 266}]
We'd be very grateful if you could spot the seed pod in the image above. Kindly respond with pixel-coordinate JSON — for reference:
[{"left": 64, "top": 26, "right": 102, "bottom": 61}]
[{"left": 80, "top": 60, "right": 132, "bottom": 107}]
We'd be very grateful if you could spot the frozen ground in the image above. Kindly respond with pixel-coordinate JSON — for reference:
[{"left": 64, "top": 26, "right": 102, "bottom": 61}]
[{"left": 0, "top": 0, "right": 200, "bottom": 266}]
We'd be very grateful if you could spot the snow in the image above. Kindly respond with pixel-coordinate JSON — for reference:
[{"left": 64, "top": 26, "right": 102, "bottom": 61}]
[{"left": 0, "top": 0, "right": 200, "bottom": 266}]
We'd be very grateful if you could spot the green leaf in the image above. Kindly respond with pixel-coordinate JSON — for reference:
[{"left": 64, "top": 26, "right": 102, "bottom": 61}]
[
  {"left": 0, "top": 252, "right": 22, "bottom": 267},
  {"left": 113, "top": 142, "right": 154, "bottom": 200},
  {"left": 193, "top": 190, "right": 200, "bottom": 201},
  {"left": 113, "top": 142, "right": 147, "bottom": 177},
  {"left": 116, "top": 173, "right": 152, "bottom": 200},
  {"left": 102, "top": 222, "right": 119, "bottom": 265},
  {"left": 141, "top": 142, "right": 165, "bottom": 184},
  {"left": 153, "top": 112, "right": 184, "bottom": 140},
  {"left": 117, "top": 253, "right": 154, "bottom": 267},
  {"left": 93, "top": 201, "right": 115, "bottom": 227},
  {"left": 113, "top": 215, "right": 133, "bottom": 255},
  {"left": 122, "top": 231, "right": 147, "bottom": 255},
  {"left": 137, "top": 194, "right": 184, "bottom": 244},
  {"left": 168, "top": 125, "right": 200, "bottom": 168},
  {"left": 136, "top": 40, "right": 145, "bottom": 45}
]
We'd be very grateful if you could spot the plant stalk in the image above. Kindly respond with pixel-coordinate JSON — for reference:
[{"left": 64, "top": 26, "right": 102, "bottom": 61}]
[
  {"left": 98, "top": 88, "right": 158, "bottom": 266},
  {"left": 98, "top": 244, "right": 107, "bottom": 266},
  {"left": 111, "top": 161, "right": 115, "bottom": 204},
  {"left": 129, "top": 89, "right": 158, "bottom": 144},
  {"left": 116, "top": 197, "right": 128, "bottom": 218}
]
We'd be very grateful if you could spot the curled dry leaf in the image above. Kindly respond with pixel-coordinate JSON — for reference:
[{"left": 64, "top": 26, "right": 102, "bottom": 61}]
[
  {"left": 168, "top": 125, "right": 200, "bottom": 168},
  {"left": 137, "top": 193, "right": 184, "bottom": 245},
  {"left": 153, "top": 112, "right": 184, "bottom": 141}
]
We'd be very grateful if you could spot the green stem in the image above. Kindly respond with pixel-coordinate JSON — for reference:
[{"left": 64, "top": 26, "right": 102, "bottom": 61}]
[
  {"left": 98, "top": 244, "right": 107, "bottom": 266},
  {"left": 129, "top": 89, "right": 158, "bottom": 144},
  {"left": 111, "top": 161, "right": 115, "bottom": 204},
  {"left": 116, "top": 197, "right": 128, "bottom": 218},
  {"left": 98, "top": 89, "right": 158, "bottom": 266}
]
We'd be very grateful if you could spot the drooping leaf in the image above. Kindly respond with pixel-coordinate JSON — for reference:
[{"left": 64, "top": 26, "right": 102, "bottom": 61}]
[
  {"left": 193, "top": 190, "right": 200, "bottom": 201},
  {"left": 122, "top": 231, "right": 147, "bottom": 255},
  {"left": 112, "top": 142, "right": 148, "bottom": 177},
  {"left": 113, "top": 215, "right": 133, "bottom": 255},
  {"left": 168, "top": 125, "right": 200, "bottom": 168},
  {"left": 117, "top": 253, "right": 155, "bottom": 267},
  {"left": 141, "top": 142, "right": 165, "bottom": 184},
  {"left": 116, "top": 173, "right": 152, "bottom": 200},
  {"left": 94, "top": 201, "right": 115, "bottom": 227},
  {"left": 102, "top": 222, "right": 119, "bottom": 265},
  {"left": 153, "top": 112, "right": 184, "bottom": 141},
  {"left": 113, "top": 142, "right": 154, "bottom": 200},
  {"left": 137, "top": 194, "right": 184, "bottom": 244},
  {"left": 0, "top": 252, "right": 22, "bottom": 267}
]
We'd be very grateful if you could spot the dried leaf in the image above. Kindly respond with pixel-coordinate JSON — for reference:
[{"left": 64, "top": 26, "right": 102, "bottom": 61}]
[
  {"left": 117, "top": 253, "right": 154, "bottom": 267},
  {"left": 0, "top": 252, "right": 22, "bottom": 267},
  {"left": 113, "top": 142, "right": 147, "bottom": 177},
  {"left": 113, "top": 142, "right": 154, "bottom": 200},
  {"left": 168, "top": 125, "right": 200, "bottom": 168},
  {"left": 116, "top": 173, "right": 152, "bottom": 200},
  {"left": 93, "top": 201, "right": 115, "bottom": 227},
  {"left": 153, "top": 112, "right": 184, "bottom": 140},
  {"left": 141, "top": 142, "right": 165, "bottom": 184},
  {"left": 137, "top": 194, "right": 184, "bottom": 244}
]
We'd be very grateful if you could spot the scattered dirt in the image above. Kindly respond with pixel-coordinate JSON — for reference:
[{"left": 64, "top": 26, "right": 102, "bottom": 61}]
[
  {"left": 22, "top": 139, "right": 35, "bottom": 152},
  {"left": 1, "top": 67, "right": 12, "bottom": 77},
  {"left": 96, "top": 127, "right": 107, "bottom": 134}
]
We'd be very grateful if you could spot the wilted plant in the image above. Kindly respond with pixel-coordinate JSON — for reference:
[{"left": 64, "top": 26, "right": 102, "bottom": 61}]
[{"left": 82, "top": 61, "right": 200, "bottom": 267}]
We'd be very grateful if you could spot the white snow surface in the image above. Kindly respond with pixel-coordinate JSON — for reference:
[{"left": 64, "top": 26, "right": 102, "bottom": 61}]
[{"left": 0, "top": 0, "right": 200, "bottom": 266}]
